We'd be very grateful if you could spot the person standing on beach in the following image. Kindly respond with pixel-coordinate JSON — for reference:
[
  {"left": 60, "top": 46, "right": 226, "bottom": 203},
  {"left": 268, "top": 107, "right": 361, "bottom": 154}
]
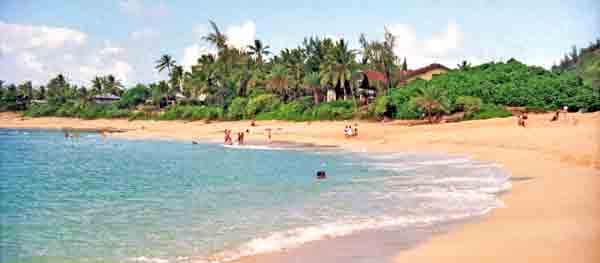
[
  {"left": 224, "top": 129, "right": 233, "bottom": 145},
  {"left": 266, "top": 128, "right": 272, "bottom": 142}
]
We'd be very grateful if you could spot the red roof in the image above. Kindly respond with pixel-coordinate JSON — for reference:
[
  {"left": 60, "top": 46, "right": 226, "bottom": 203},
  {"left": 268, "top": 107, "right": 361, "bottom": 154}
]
[
  {"left": 358, "top": 64, "right": 449, "bottom": 86},
  {"left": 399, "top": 63, "right": 449, "bottom": 80},
  {"left": 364, "top": 71, "right": 387, "bottom": 83}
]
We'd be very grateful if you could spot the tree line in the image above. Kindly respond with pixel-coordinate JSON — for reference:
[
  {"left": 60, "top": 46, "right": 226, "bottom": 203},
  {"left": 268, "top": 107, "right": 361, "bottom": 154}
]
[{"left": 1, "top": 21, "right": 598, "bottom": 122}]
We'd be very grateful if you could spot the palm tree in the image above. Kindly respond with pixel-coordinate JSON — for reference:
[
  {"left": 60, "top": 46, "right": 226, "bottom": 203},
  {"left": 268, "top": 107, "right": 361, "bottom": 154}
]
[
  {"left": 382, "top": 27, "right": 398, "bottom": 92},
  {"left": 457, "top": 60, "right": 471, "bottom": 70},
  {"left": 103, "top": 75, "right": 123, "bottom": 96},
  {"left": 247, "top": 39, "right": 271, "bottom": 66},
  {"left": 319, "top": 39, "right": 357, "bottom": 100},
  {"left": 170, "top": 65, "right": 184, "bottom": 94},
  {"left": 155, "top": 55, "right": 176, "bottom": 75},
  {"left": 267, "top": 64, "right": 291, "bottom": 100},
  {"left": 203, "top": 20, "right": 228, "bottom": 52},
  {"left": 414, "top": 84, "right": 449, "bottom": 123},
  {"left": 92, "top": 76, "right": 103, "bottom": 94},
  {"left": 303, "top": 72, "right": 322, "bottom": 105}
]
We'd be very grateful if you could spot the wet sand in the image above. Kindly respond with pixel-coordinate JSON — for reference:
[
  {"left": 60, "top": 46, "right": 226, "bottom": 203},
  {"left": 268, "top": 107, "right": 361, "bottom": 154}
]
[{"left": 1, "top": 111, "right": 599, "bottom": 262}]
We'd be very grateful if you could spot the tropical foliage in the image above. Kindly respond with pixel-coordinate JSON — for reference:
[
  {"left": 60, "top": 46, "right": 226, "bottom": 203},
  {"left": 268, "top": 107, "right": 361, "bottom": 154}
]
[{"left": 1, "top": 22, "right": 598, "bottom": 122}]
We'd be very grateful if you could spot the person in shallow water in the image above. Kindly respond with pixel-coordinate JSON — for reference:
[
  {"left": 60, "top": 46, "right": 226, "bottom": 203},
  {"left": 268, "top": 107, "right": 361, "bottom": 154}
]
[{"left": 316, "top": 170, "right": 327, "bottom": 179}]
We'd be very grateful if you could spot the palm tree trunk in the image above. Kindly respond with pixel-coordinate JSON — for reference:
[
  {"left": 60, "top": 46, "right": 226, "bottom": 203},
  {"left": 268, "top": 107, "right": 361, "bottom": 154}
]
[{"left": 313, "top": 87, "right": 321, "bottom": 105}]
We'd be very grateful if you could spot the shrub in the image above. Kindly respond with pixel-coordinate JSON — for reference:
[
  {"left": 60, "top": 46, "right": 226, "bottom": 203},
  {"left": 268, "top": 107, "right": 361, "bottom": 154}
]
[
  {"left": 466, "top": 104, "right": 513, "bottom": 120},
  {"left": 524, "top": 105, "right": 552, "bottom": 113},
  {"left": 160, "top": 105, "right": 223, "bottom": 121},
  {"left": 394, "top": 99, "right": 422, "bottom": 119},
  {"left": 373, "top": 96, "right": 390, "bottom": 118},
  {"left": 276, "top": 101, "right": 307, "bottom": 121},
  {"left": 227, "top": 97, "right": 249, "bottom": 120},
  {"left": 308, "top": 101, "right": 356, "bottom": 120},
  {"left": 246, "top": 94, "right": 281, "bottom": 117},
  {"left": 24, "top": 104, "right": 59, "bottom": 117},
  {"left": 117, "top": 85, "right": 151, "bottom": 109},
  {"left": 454, "top": 96, "right": 482, "bottom": 114}
]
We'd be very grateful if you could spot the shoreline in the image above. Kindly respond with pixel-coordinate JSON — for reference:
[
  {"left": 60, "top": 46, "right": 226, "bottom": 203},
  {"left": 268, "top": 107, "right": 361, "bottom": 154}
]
[{"left": 1, "top": 112, "right": 599, "bottom": 262}]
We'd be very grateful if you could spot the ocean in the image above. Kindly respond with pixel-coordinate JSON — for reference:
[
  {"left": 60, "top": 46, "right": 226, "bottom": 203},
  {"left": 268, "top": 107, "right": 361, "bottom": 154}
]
[{"left": 0, "top": 129, "right": 510, "bottom": 263}]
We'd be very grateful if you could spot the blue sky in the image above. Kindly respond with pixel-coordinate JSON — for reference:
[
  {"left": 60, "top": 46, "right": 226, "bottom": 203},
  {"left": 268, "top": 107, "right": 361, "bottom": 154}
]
[{"left": 1, "top": 0, "right": 598, "bottom": 86}]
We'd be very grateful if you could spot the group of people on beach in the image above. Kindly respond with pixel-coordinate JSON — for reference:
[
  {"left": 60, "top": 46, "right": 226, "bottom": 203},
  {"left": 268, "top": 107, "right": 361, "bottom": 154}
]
[
  {"left": 223, "top": 129, "right": 246, "bottom": 145},
  {"left": 222, "top": 120, "right": 276, "bottom": 146},
  {"left": 517, "top": 112, "right": 529, "bottom": 127},
  {"left": 518, "top": 106, "right": 576, "bottom": 128},
  {"left": 344, "top": 123, "right": 359, "bottom": 138},
  {"left": 550, "top": 106, "right": 576, "bottom": 123}
]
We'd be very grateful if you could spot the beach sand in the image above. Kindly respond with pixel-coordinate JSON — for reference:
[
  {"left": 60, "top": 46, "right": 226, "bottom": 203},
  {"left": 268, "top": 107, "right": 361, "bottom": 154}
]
[{"left": 1, "top": 111, "right": 599, "bottom": 262}]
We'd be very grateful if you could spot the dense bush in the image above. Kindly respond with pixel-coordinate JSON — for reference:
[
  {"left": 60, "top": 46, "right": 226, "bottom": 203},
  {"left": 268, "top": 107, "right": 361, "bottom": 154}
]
[
  {"left": 465, "top": 104, "right": 513, "bottom": 120},
  {"left": 227, "top": 97, "right": 249, "bottom": 120},
  {"left": 160, "top": 105, "right": 223, "bottom": 121},
  {"left": 306, "top": 100, "right": 356, "bottom": 120},
  {"left": 454, "top": 96, "right": 482, "bottom": 114},
  {"left": 24, "top": 102, "right": 132, "bottom": 119},
  {"left": 245, "top": 94, "right": 282, "bottom": 117},
  {"left": 373, "top": 96, "right": 390, "bottom": 118},
  {"left": 276, "top": 101, "right": 306, "bottom": 121},
  {"left": 394, "top": 98, "right": 422, "bottom": 119},
  {"left": 392, "top": 59, "right": 599, "bottom": 112},
  {"left": 117, "top": 85, "right": 151, "bottom": 109},
  {"left": 23, "top": 103, "right": 59, "bottom": 117}
]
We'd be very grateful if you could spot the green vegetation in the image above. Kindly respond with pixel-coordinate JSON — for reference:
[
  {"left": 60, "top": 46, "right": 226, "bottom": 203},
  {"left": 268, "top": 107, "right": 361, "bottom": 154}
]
[
  {"left": 1, "top": 23, "right": 598, "bottom": 123},
  {"left": 552, "top": 39, "right": 600, "bottom": 87}
]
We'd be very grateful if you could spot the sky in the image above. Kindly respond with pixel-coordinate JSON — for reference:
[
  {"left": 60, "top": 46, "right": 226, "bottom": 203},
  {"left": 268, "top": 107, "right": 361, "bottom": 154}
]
[{"left": 0, "top": 0, "right": 598, "bottom": 86}]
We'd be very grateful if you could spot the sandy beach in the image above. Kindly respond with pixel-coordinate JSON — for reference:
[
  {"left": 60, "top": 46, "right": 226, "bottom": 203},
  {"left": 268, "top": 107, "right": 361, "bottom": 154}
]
[{"left": 1, "top": 111, "right": 599, "bottom": 262}]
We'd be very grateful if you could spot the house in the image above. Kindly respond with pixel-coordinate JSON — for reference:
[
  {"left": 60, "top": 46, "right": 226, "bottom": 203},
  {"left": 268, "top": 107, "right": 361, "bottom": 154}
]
[
  {"left": 93, "top": 94, "right": 120, "bottom": 104},
  {"left": 398, "top": 63, "right": 450, "bottom": 85},
  {"left": 355, "top": 63, "right": 450, "bottom": 91},
  {"left": 354, "top": 70, "right": 387, "bottom": 103}
]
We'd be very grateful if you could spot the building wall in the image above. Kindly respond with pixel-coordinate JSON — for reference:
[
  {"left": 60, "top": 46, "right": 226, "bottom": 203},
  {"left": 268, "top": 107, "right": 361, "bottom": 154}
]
[{"left": 406, "top": 68, "right": 448, "bottom": 83}]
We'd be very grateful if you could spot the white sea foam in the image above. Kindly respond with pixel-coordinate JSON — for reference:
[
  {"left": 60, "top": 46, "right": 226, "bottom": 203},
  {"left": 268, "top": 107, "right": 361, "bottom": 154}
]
[
  {"left": 415, "top": 157, "right": 473, "bottom": 166},
  {"left": 212, "top": 208, "right": 499, "bottom": 262},
  {"left": 129, "top": 256, "right": 170, "bottom": 263},
  {"left": 222, "top": 144, "right": 286, "bottom": 151}
]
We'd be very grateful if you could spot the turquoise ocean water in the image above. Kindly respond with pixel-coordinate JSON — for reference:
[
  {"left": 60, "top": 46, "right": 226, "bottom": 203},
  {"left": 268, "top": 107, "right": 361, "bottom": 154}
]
[{"left": 0, "top": 129, "right": 510, "bottom": 263}]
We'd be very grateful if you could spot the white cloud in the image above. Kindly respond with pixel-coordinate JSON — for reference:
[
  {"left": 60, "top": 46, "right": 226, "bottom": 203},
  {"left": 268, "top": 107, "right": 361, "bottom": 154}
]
[
  {"left": 0, "top": 21, "right": 86, "bottom": 51},
  {"left": 111, "top": 60, "right": 133, "bottom": 83},
  {"left": 18, "top": 52, "right": 44, "bottom": 73},
  {"left": 386, "top": 20, "right": 463, "bottom": 68},
  {"left": 424, "top": 21, "right": 461, "bottom": 55},
  {"left": 0, "top": 22, "right": 139, "bottom": 86},
  {"left": 182, "top": 44, "right": 217, "bottom": 72},
  {"left": 119, "top": 0, "right": 169, "bottom": 17},
  {"left": 225, "top": 21, "right": 256, "bottom": 50},
  {"left": 99, "top": 40, "right": 125, "bottom": 56},
  {"left": 191, "top": 20, "right": 257, "bottom": 50}
]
